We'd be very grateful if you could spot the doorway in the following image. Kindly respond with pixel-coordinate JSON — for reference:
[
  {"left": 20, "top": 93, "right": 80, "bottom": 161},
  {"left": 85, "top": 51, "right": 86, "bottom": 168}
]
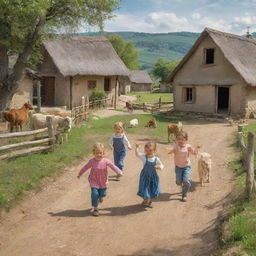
[
  {"left": 104, "top": 77, "right": 110, "bottom": 92},
  {"left": 217, "top": 87, "right": 230, "bottom": 113},
  {"left": 41, "top": 77, "right": 55, "bottom": 106}
]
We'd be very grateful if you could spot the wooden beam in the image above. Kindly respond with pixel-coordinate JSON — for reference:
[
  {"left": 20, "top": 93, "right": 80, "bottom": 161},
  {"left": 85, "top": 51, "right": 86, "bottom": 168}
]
[
  {"left": 70, "top": 76, "right": 73, "bottom": 110},
  {"left": 0, "top": 138, "right": 54, "bottom": 152},
  {"left": 0, "top": 146, "right": 52, "bottom": 160},
  {"left": 0, "top": 128, "right": 48, "bottom": 139}
]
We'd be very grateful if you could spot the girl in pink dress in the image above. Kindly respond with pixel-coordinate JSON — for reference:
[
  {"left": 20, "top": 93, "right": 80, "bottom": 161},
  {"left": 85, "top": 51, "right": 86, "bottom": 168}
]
[{"left": 77, "top": 143, "right": 122, "bottom": 216}]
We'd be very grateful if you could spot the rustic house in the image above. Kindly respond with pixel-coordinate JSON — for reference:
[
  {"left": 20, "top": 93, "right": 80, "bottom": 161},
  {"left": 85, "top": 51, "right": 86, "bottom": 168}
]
[
  {"left": 38, "top": 36, "right": 129, "bottom": 108},
  {"left": 10, "top": 68, "right": 41, "bottom": 109},
  {"left": 130, "top": 70, "right": 153, "bottom": 92},
  {"left": 167, "top": 28, "right": 256, "bottom": 117}
]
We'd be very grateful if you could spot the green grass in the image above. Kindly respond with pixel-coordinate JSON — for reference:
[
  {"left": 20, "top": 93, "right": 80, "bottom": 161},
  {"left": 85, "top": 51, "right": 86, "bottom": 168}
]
[
  {"left": 0, "top": 113, "right": 184, "bottom": 210},
  {"left": 128, "top": 92, "right": 173, "bottom": 103},
  {"left": 221, "top": 123, "right": 256, "bottom": 255}
]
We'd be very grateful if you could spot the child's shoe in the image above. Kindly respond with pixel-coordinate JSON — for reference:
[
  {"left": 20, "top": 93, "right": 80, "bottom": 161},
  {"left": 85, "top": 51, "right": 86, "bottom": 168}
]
[
  {"left": 92, "top": 208, "right": 99, "bottom": 216},
  {"left": 181, "top": 196, "right": 187, "bottom": 202},
  {"left": 99, "top": 197, "right": 103, "bottom": 203}
]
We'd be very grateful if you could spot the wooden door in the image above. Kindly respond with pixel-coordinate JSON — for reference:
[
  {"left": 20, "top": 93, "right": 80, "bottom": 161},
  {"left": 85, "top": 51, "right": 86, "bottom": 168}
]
[{"left": 41, "top": 77, "right": 55, "bottom": 106}]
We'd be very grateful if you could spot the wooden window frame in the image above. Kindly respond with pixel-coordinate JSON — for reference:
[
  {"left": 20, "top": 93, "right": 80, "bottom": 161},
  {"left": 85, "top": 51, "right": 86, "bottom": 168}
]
[
  {"left": 88, "top": 80, "right": 97, "bottom": 90},
  {"left": 182, "top": 87, "right": 196, "bottom": 104},
  {"left": 204, "top": 48, "right": 215, "bottom": 65}
]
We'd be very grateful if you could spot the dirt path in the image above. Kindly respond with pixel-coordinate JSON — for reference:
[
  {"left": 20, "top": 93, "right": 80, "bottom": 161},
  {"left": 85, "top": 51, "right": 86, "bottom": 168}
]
[{"left": 0, "top": 122, "right": 236, "bottom": 256}]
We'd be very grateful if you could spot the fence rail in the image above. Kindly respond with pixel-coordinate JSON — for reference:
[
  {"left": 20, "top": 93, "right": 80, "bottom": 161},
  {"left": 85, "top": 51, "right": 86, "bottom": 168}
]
[
  {"left": 132, "top": 100, "right": 173, "bottom": 113},
  {"left": 0, "top": 116, "right": 55, "bottom": 161},
  {"left": 237, "top": 124, "right": 256, "bottom": 200}
]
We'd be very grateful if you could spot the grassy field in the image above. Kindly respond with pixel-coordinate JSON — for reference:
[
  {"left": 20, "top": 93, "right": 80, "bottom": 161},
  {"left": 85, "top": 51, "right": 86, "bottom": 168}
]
[
  {"left": 221, "top": 124, "right": 256, "bottom": 255},
  {"left": 0, "top": 113, "right": 184, "bottom": 210},
  {"left": 128, "top": 92, "right": 173, "bottom": 103}
]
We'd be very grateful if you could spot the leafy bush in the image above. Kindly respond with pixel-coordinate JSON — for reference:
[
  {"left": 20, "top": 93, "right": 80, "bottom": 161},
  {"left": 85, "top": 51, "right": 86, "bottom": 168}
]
[{"left": 90, "top": 89, "right": 106, "bottom": 100}]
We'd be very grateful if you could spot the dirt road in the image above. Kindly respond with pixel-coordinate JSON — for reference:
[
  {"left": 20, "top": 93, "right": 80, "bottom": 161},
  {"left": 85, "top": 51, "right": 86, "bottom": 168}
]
[{"left": 0, "top": 122, "right": 235, "bottom": 256}]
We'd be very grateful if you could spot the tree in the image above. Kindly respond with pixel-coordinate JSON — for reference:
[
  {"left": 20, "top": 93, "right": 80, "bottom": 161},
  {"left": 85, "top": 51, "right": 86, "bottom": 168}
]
[
  {"left": 107, "top": 34, "right": 140, "bottom": 70},
  {"left": 0, "top": 0, "right": 120, "bottom": 110},
  {"left": 151, "top": 58, "right": 179, "bottom": 83}
]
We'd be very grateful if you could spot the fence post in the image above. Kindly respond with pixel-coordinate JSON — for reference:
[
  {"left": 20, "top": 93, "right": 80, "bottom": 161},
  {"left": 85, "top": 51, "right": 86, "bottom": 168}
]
[
  {"left": 159, "top": 96, "right": 162, "bottom": 108},
  {"left": 245, "top": 132, "right": 255, "bottom": 200},
  {"left": 46, "top": 116, "right": 55, "bottom": 148},
  {"left": 143, "top": 103, "right": 146, "bottom": 112},
  {"left": 238, "top": 131, "right": 247, "bottom": 168},
  {"left": 81, "top": 96, "right": 85, "bottom": 120}
]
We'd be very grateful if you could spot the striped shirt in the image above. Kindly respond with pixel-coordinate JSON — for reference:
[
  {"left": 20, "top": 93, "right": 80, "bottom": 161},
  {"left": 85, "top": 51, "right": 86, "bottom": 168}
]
[{"left": 78, "top": 158, "right": 122, "bottom": 188}]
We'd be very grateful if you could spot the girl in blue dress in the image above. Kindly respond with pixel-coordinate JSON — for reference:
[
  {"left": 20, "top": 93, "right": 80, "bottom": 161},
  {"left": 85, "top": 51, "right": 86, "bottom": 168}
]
[
  {"left": 136, "top": 142, "right": 164, "bottom": 207},
  {"left": 109, "top": 122, "right": 132, "bottom": 180}
]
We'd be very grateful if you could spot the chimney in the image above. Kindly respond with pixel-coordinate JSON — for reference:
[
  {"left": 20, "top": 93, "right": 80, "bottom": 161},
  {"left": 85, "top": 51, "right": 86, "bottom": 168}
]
[{"left": 246, "top": 26, "right": 253, "bottom": 39}]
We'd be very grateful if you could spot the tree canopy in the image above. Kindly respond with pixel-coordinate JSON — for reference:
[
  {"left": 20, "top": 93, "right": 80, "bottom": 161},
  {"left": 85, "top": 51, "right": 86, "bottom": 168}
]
[
  {"left": 107, "top": 34, "right": 140, "bottom": 70},
  {"left": 151, "top": 58, "right": 179, "bottom": 83},
  {"left": 0, "top": 0, "right": 120, "bottom": 109}
]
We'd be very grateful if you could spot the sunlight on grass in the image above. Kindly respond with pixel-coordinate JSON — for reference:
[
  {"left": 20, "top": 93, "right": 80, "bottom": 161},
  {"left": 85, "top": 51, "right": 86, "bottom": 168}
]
[{"left": 128, "top": 92, "right": 173, "bottom": 103}]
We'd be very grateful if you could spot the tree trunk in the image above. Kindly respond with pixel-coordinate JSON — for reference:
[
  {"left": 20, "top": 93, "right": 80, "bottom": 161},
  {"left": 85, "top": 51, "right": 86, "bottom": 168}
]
[
  {"left": 0, "top": 46, "right": 8, "bottom": 82},
  {"left": 0, "top": 87, "right": 14, "bottom": 110}
]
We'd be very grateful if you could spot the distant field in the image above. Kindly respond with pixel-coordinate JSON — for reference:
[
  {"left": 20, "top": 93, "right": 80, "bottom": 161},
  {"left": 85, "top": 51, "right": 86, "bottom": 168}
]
[
  {"left": 128, "top": 92, "right": 173, "bottom": 103},
  {"left": 78, "top": 31, "right": 199, "bottom": 70}
]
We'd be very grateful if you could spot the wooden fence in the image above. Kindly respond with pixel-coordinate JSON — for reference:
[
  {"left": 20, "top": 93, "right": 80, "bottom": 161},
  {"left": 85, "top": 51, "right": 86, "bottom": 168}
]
[
  {"left": 0, "top": 116, "right": 55, "bottom": 160},
  {"left": 71, "top": 96, "right": 111, "bottom": 124},
  {"left": 132, "top": 100, "right": 173, "bottom": 113},
  {"left": 237, "top": 124, "right": 256, "bottom": 200}
]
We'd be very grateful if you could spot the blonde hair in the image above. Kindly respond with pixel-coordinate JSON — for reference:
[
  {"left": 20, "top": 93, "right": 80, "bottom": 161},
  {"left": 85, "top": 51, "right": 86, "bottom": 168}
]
[
  {"left": 176, "top": 131, "right": 188, "bottom": 140},
  {"left": 114, "top": 121, "right": 124, "bottom": 132},
  {"left": 92, "top": 142, "right": 104, "bottom": 154},
  {"left": 144, "top": 141, "right": 157, "bottom": 152}
]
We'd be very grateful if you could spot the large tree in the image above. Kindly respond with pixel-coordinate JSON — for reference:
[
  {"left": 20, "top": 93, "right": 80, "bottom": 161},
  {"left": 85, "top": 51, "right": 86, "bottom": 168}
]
[
  {"left": 151, "top": 58, "right": 179, "bottom": 83},
  {"left": 107, "top": 34, "right": 140, "bottom": 70},
  {"left": 0, "top": 0, "right": 120, "bottom": 110}
]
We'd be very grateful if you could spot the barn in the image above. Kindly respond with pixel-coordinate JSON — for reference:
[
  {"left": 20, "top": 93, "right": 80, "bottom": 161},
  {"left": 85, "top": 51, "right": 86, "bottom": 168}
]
[
  {"left": 130, "top": 70, "right": 153, "bottom": 92},
  {"left": 38, "top": 36, "right": 129, "bottom": 109},
  {"left": 167, "top": 28, "right": 256, "bottom": 118}
]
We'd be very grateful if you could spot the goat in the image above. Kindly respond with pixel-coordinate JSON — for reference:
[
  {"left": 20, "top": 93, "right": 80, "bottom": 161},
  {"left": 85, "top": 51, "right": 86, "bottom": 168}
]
[
  {"left": 129, "top": 118, "right": 138, "bottom": 128},
  {"left": 167, "top": 121, "right": 183, "bottom": 142},
  {"left": 126, "top": 101, "right": 133, "bottom": 113},
  {"left": 3, "top": 102, "right": 33, "bottom": 132},
  {"left": 197, "top": 152, "right": 211, "bottom": 186},
  {"left": 145, "top": 118, "right": 157, "bottom": 128}
]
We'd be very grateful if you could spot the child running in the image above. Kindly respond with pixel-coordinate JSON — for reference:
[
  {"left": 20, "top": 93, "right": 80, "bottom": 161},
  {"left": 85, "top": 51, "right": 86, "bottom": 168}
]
[
  {"left": 136, "top": 142, "right": 164, "bottom": 207},
  {"left": 168, "top": 131, "right": 199, "bottom": 202},
  {"left": 109, "top": 122, "right": 132, "bottom": 180},
  {"left": 77, "top": 142, "right": 122, "bottom": 217}
]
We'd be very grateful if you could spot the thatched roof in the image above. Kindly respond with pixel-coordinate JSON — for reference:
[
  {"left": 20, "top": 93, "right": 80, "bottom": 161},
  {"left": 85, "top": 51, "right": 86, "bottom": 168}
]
[
  {"left": 167, "top": 28, "right": 256, "bottom": 86},
  {"left": 129, "top": 70, "right": 153, "bottom": 84},
  {"left": 43, "top": 36, "right": 129, "bottom": 77}
]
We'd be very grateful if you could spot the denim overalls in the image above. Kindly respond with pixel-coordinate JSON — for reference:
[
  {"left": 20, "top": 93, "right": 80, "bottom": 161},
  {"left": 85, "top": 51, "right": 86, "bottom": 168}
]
[{"left": 113, "top": 136, "right": 126, "bottom": 171}]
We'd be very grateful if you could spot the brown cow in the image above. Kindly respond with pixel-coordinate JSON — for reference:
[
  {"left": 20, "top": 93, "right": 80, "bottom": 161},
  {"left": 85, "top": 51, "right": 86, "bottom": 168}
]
[
  {"left": 167, "top": 121, "right": 183, "bottom": 142},
  {"left": 3, "top": 102, "right": 33, "bottom": 132}
]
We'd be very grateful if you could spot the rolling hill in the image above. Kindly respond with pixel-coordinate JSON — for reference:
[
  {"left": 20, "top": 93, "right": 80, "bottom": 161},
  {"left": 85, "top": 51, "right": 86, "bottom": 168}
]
[{"left": 78, "top": 31, "right": 200, "bottom": 70}]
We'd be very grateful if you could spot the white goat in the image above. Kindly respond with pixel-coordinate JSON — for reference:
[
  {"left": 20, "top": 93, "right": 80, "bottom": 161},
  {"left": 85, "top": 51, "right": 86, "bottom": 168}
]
[
  {"left": 32, "top": 114, "right": 72, "bottom": 143},
  {"left": 197, "top": 152, "right": 211, "bottom": 186},
  {"left": 129, "top": 118, "right": 138, "bottom": 128}
]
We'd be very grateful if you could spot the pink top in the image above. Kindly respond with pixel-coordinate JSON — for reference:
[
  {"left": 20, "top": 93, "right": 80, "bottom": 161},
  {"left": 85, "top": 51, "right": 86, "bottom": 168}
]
[
  {"left": 78, "top": 158, "right": 122, "bottom": 189},
  {"left": 172, "top": 144, "right": 196, "bottom": 168}
]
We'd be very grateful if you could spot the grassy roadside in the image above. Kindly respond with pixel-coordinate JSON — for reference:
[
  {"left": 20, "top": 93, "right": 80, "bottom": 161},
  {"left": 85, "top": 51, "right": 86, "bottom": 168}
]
[
  {"left": 218, "top": 124, "right": 256, "bottom": 256},
  {"left": 0, "top": 113, "right": 183, "bottom": 211},
  {"left": 127, "top": 92, "right": 173, "bottom": 103}
]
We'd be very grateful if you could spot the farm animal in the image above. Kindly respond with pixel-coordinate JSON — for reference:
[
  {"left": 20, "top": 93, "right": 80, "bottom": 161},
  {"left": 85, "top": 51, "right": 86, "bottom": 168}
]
[
  {"left": 197, "top": 152, "right": 211, "bottom": 186},
  {"left": 167, "top": 121, "right": 183, "bottom": 142},
  {"left": 3, "top": 102, "right": 33, "bottom": 132},
  {"left": 52, "top": 112, "right": 71, "bottom": 117},
  {"left": 126, "top": 101, "right": 133, "bottom": 113},
  {"left": 145, "top": 118, "right": 157, "bottom": 128},
  {"left": 129, "top": 118, "right": 138, "bottom": 128},
  {"left": 225, "top": 117, "right": 235, "bottom": 126},
  {"left": 32, "top": 114, "right": 72, "bottom": 144}
]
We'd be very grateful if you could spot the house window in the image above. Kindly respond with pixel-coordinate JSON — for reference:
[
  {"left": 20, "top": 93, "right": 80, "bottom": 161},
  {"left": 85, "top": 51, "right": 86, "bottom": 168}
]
[
  {"left": 205, "top": 48, "right": 215, "bottom": 64},
  {"left": 88, "top": 80, "right": 97, "bottom": 90},
  {"left": 183, "top": 87, "right": 196, "bottom": 103}
]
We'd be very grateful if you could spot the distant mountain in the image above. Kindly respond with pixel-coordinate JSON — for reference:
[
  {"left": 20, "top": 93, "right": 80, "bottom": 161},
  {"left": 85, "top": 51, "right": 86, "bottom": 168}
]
[{"left": 77, "top": 31, "right": 200, "bottom": 70}]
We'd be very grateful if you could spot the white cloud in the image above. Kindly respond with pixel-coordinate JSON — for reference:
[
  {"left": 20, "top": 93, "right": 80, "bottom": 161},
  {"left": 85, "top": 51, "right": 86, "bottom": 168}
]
[
  {"left": 146, "top": 12, "right": 188, "bottom": 26},
  {"left": 192, "top": 13, "right": 201, "bottom": 20}
]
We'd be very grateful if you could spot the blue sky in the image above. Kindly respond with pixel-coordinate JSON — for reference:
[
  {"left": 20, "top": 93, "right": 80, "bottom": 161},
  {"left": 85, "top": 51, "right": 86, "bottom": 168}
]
[{"left": 101, "top": 0, "right": 256, "bottom": 34}]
